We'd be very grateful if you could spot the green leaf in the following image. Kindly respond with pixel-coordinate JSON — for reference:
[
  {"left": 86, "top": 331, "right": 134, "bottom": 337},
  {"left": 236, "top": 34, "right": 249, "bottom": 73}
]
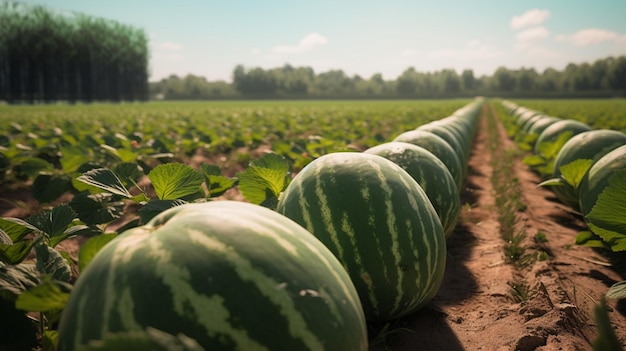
[
  {"left": 139, "top": 199, "right": 187, "bottom": 224},
  {"left": 112, "top": 162, "right": 145, "bottom": 189},
  {"left": 33, "top": 174, "right": 73, "bottom": 203},
  {"left": 0, "top": 217, "right": 41, "bottom": 242},
  {"left": 50, "top": 225, "right": 102, "bottom": 248},
  {"left": 148, "top": 163, "right": 204, "bottom": 200},
  {"left": 27, "top": 204, "right": 76, "bottom": 239},
  {"left": 0, "top": 240, "right": 37, "bottom": 265},
  {"left": 538, "top": 178, "right": 565, "bottom": 188},
  {"left": 79, "top": 234, "right": 118, "bottom": 273},
  {"left": 16, "top": 157, "right": 55, "bottom": 179},
  {"left": 35, "top": 245, "right": 71, "bottom": 282},
  {"left": 75, "top": 327, "right": 205, "bottom": 351},
  {"left": 586, "top": 170, "right": 626, "bottom": 251},
  {"left": 575, "top": 231, "right": 609, "bottom": 249},
  {"left": 523, "top": 155, "right": 546, "bottom": 167},
  {"left": 69, "top": 192, "right": 124, "bottom": 226},
  {"left": 200, "top": 164, "right": 238, "bottom": 197},
  {"left": 237, "top": 153, "right": 291, "bottom": 208},
  {"left": 538, "top": 131, "right": 574, "bottom": 159},
  {"left": 42, "top": 330, "right": 58, "bottom": 351},
  {"left": 592, "top": 298, "right": 623, "bottom": 351},
  {"left": 559, "top": 159, "right": 593, "bottom": 189},
  {"left": 60, "top": 146, "right": 91, "bottom": 174},
  {"left": 15, "top": 279, "right": 70, "bottom": 312},
  {"left": 0, "top": 229, "right": 11, "bottom": 245},
  {"left": 77, "top": 168, "right": 133, "bottom": 198},
  {"left": 606, "top": 281, "right": 626, "bottom": 300},
  {"left": 0, "top": 262, "right": 40, "bottom": 301}
]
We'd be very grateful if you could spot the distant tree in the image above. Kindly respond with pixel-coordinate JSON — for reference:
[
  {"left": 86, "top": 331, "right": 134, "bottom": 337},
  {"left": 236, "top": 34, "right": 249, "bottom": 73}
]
[
  {"left": 396, "top": 67, "right": 418, "bottom": 96},
  {"left": 440, "top": 69, "right": 461, "bottom": 94},
  {"left": 492, "top": 67, "right": 516, "bottom": 92},
  {"left": 607, "top": 56, "right": 626, "bottom": 91},
  {"left": 461, "top": 69, "right": 476, "bottom": 92},
  {"left": 538, "top": 68, "right": 561, "bottom": 92},
  {"left": 517, "top": 68, "right": 538, "bottom": 92}
]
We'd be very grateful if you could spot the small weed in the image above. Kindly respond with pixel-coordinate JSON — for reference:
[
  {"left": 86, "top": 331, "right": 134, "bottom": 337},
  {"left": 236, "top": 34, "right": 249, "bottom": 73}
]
[
  {"left": 508, "top": 280, "right": 531, "bottom": 303},
  {"left": 534, "top": 232, "right": 548, "bottom": 243}
]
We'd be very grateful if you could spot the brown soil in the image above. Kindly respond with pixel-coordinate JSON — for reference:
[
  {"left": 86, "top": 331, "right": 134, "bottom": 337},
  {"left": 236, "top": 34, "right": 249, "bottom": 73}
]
[
  {"left": 372, "top": 105, "right": 626, "bottom": 350},
  {"left": 1, "top": 104, "right": 625, "bottom": 351}
]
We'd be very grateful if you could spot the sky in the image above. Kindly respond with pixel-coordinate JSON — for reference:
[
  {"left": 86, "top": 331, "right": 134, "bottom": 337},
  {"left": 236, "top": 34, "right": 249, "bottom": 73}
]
[{"left": 18, "top": 0, "right": 626, "bottom": 82}]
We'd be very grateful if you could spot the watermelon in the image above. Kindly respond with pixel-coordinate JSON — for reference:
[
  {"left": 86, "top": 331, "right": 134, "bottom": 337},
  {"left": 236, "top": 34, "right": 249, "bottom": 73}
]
[
  {"left": 579, "top": 144, "right": 626, "bottom": 217},
  {"left": 364, "top": 142, "right": 460, "bottom": 238},
  {"left": 393, "top": 130, "right": 464, "bottom": 191},
  {"left": 57, "top": 201, "right": 368, "bottom": 351},
  {"left": 534, "top": 120, "right": 592, "bottom": 155},
  {"left": 552, "top": 130, "right": 626, "bottom": 209},
  {"left": 276, "top": 152, "right": 446, "bottom": 322}
]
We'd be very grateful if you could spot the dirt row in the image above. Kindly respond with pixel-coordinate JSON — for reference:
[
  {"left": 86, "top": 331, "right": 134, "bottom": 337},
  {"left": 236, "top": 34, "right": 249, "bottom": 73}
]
[{"left": 381, "top": 104, "right": 626, "bottom": 350}]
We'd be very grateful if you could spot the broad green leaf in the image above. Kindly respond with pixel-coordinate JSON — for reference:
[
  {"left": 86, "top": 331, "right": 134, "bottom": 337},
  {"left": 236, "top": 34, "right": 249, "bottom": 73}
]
[
  {"left": 606, "top": 281, "right": 626, "bottom": 300},
  {"left": 34, "top": 245, "right": 71, "bottom": 282},
  {"left": 50, "top": 225, "right": 102, "bottom": 248},
  {"left": 60, "top": 145, "right": 91, "bottom": 173},
  {"left": 33, "top": 174, "right": 73, "bottom": 203},
  {"left": 117, "top": 149, "right": 138, "bottom": 163},
  {"left": 586, "top": 170, "right": 626, "bottom": 251},
  {"left": 78, "top": 234, "right": 118, "bottom": 272},
  {"left": 75, "top": 327, "right": 205, "bottom": 351},
  {"left": 42, "top": 330, "right": 58, "bottom": 351},
  {"left": 237, "top": 153, "right": 291, "bottom": 208},
  {"left": 575, "top": 231, "right": 608, "bottom": 249},
  {"left": 538, "top": 131, "right": 574, "bottom": 159},
  {"left": 0, "top": 218, "right": 41, "bottom": 242},
  {"left": 112, "top": 162, "right": 145, "bottom": 188},
  {"left": 0, "top": 229, "right": 11, "bottom": 245},
  {"left": 0, "top": 262, "right": 40, "bottom": 301},
  {"left": 139, "top": 199, "right": 187, "bottom": 224},
  {"left": 69, "top": 192, "right": 124, "bottom": 226},
  {"left": 200, "top": 164, "right": 237, "bottom": 198},
  {"left": 560, "top": 159, "right": 593, "bottom": 189},
  {"left": 15, "top": 279, "right": 70, "bottom": 312},
  {"left": 592, "top": 298, "right": 623, "bottom": 351},
  {"left": 16, "top": 157, "right": 55, "bottom": 179},
  {"left": 0, "top": 240, "right": 37, "bottom": 265},
  {"left": 149, "top": 163, "right": 204, "bottom": 200},
  {"left": 99, "top": 144, "right": 122, "bottom": 162},
  {"left": 77, "top": 168, "right": 133, "bottom": 198},
  {"left": 27, "top": 204, "right": 76, "bottom": 239},
  {"left": 522, "top": 155, "right": 545, "bottom": 167}
]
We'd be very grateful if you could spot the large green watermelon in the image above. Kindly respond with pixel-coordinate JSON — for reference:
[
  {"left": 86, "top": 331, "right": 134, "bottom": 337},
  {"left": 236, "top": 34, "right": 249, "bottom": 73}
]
[
  {"left": 552, "top": 130, "right": 626, "bottom": 210},
  {"left": 276, "top": 152, "right": 446, "bottom": 322},
  {"left": 393, "top": 130, "right": 464, "bottom": 191},
  {"left": 57, "top": 201, "right": 368, "bottom": 351},
  {"left": 364, "top": 142, "right": 460, "bottom": 238}
]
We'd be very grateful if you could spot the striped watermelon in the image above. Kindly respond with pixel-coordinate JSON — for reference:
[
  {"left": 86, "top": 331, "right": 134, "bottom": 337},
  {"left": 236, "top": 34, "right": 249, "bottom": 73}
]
[
  {"left": 364, "top": 142, "right": 460, "bottom": 238},
  {"left": 57, "top": 201, "right": 368, "bottom": 351},
  {"left": 276, "top": 152, "right": 446, "bottom": 322}
]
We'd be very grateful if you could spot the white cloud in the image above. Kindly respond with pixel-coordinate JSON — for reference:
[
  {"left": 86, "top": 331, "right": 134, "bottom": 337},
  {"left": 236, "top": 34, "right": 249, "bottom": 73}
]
[
  {"left": 273, "top": 33, "right": 328, "bottom": 54},
  {"left": 402, "top": 49, "right": 419, "bottom": 57},
  {"left": 155, "top": 41, "right": 183, "bottom": 51},
  {"left": 514, "top": 26, "right": 550, "bottom": 50},
  {"left": 429, "top": 40, "right": 506, "bottom": 60},
  {"left": 556, "top": 28, "right": 626, "bottom": 46},
  {"left": 510, "top": 9, "right": 550, "bottom": 30}
]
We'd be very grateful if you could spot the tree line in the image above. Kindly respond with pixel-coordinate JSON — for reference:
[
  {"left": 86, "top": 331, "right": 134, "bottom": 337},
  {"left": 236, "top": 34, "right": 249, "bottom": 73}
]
[
  {"left": 0, "top": 1, "right": 149, "bottom": 103},
  {"left": 149, "top": 56, "right": 626, "bottom": 100}
]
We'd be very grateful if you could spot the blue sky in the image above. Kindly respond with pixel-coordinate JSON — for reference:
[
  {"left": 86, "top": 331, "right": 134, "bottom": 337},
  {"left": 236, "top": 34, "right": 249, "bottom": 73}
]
[{"left": 19, "top": 0, "right": 626, "bottom": 82}]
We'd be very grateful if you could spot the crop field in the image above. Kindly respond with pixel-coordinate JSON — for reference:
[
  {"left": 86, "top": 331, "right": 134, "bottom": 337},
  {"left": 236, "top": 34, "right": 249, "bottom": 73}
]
[{"left": 1, "top": 98, "right": 625, "bottom": 350}]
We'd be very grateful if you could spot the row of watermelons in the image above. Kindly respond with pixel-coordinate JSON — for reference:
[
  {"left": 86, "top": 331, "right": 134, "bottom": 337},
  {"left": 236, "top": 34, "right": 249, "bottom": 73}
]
[
  {"left": 501, "top": 100, "right": 626, "bottom": 267},
  {"left": 56, "top": 100, "right": 483, "bottom": 351}
]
